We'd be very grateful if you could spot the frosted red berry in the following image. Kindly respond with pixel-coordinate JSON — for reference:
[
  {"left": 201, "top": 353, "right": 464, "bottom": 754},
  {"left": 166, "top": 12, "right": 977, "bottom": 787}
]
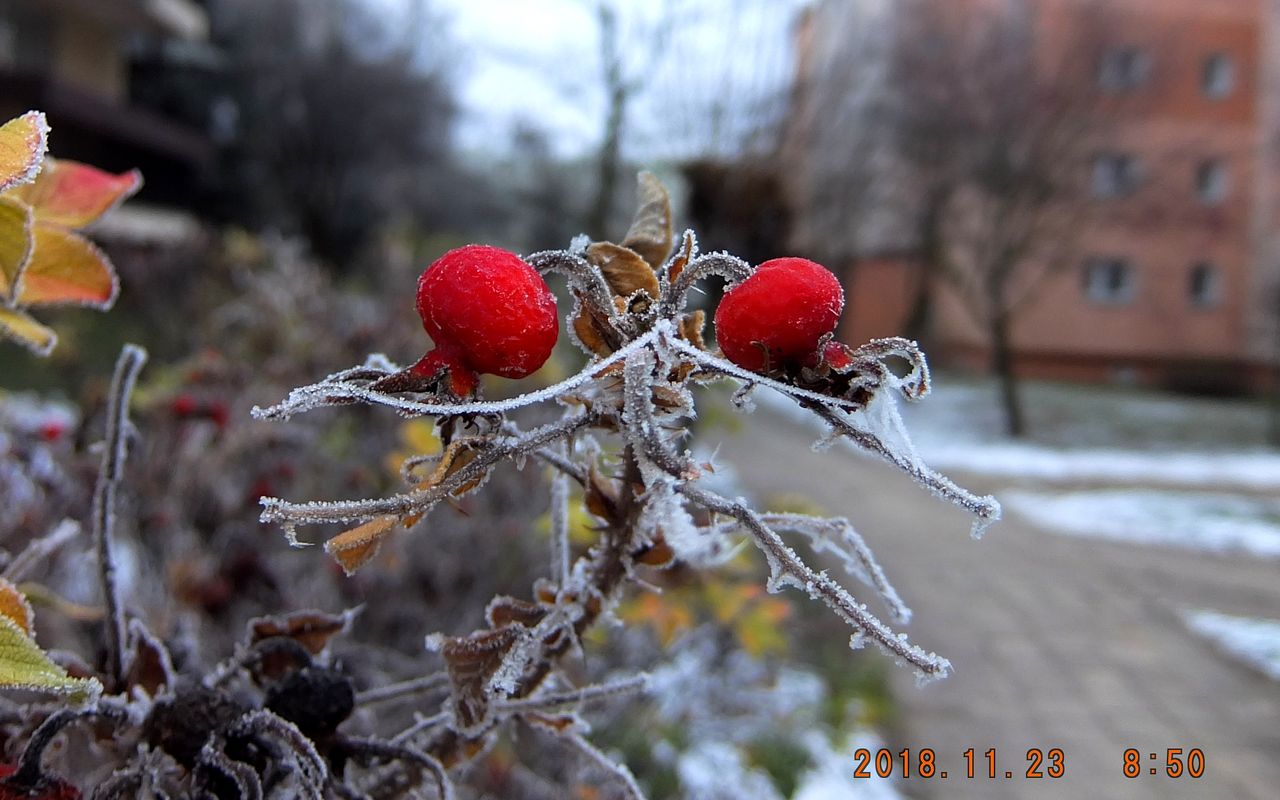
[
  {"left": 411, "top": 245, "right": 558, "bottom": 396},
  {"left": 714, "top": 257, "right": 844, "bottom": 373}
]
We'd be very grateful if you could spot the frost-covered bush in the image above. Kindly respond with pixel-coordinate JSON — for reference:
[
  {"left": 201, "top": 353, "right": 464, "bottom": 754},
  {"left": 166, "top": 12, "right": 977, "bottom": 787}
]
[
  {"left": 248, "top": 174, "right": 1000, "bottom": 796},
  {"left": 0, "top": 148, "right": 998, "bottom": 797}
]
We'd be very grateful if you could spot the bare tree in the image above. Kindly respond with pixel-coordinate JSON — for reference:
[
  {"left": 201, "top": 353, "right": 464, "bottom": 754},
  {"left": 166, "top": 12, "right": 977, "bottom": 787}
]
[
  {"left": 211, "top": 0, "right": 456, "bottom": 266},
  {"left": 883, "top": 0, "right": 1124, "bottom": 437}
]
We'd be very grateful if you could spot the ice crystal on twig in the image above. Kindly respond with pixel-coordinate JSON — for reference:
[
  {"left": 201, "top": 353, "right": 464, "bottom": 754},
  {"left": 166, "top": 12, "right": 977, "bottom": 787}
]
[{"left": 254, "top": 174, "right": 1000, "bottom": 791}]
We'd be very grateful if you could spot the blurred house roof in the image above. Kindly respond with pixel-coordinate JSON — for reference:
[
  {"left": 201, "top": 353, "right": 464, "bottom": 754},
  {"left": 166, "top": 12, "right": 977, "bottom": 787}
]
[{"left": 42, "top": 0, "right": 209, "bottom": 41}]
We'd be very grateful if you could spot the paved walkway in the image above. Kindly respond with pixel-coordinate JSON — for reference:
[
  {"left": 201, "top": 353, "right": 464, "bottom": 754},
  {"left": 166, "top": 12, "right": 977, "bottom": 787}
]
[{"left": 715, "top": 412, "right": 1280, "bottom": 799}]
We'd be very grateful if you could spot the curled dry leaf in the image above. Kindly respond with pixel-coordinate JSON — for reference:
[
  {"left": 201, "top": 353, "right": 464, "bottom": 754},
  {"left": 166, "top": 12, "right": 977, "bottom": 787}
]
[
  {"left": 441, "top": 627, "right": 522, "bottom": 731},
  {"left": 325, "top": 515, "right": 400, "bottom": 575},
  {"left": 619, "top": 170, "right": 673, "bottom": 270},
  {"left": 585, "top": 242, "right": 660, "bottom": 304},
  {"left": 249, "top": 609, "right": 355, "bottom": 655},
  {"left": 665, "top": 230, "right": 696, "bottom": 286}
]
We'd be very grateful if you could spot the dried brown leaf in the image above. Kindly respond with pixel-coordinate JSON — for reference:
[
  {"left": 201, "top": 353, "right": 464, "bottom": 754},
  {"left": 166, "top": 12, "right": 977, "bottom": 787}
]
[
  {"left": 325, "top": 515, "right": 398, "bottom": 575},
  {"left": 620, "top": 171, "right": 673, "bottom": 270},
  {"left": 442, "top": 627, "right": 522, "bottom": 730},
  {"left": 486, "top": 596, "right": 549, "bottom": 629},
  {"left": 586, "top": 241, "right": 660, "bottom": 301},
  {"left": 249, "top": 609, "right": 353, "bottom": 655},
  {"left": 666, "top": 229, "right": 696, "bottom": 286},
  {"left": 572, "top": 292, "right": 620, "bottom": 357},
  {"left": 584, "top": 468, "right": 621, "bottom": 524}
]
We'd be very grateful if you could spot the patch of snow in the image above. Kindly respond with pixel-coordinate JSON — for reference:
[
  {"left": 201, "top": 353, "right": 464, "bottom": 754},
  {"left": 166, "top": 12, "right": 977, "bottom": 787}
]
[
  {"left": 753, "top": 388, "right": 1280, "bottom": 491},
  {"left": 1004, "top": 490, "right": 1280, "bottom": 558},
  {"left": 924, "top": 445, "right": 1280, "bottom": 490},
  {"left": 1183, "top": 609, "right": 1280, "bottom": 680},
  {"left": 794, "top": 731, "right": 902, "bottom": 800},
  {"left": 677, "top": 741, "right": 784, "bottom": 800}
]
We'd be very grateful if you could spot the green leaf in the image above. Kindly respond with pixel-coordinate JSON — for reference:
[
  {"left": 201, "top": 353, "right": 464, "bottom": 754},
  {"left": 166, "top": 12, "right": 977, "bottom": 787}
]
[{"left": 0, "top": 614, "right": 100, "bottom": 700}]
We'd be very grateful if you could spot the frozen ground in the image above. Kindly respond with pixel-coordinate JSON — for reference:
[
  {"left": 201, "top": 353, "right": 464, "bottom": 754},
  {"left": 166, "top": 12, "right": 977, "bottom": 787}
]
[
  {"left": 753, "top": 378, "right": 1280, "bottom": 490},
  {"left": 1003, "top": 489, "right": 1280, "bottom": 558},
  {"left": 1183, "top": 609, "right": 1280, "bottom": 681},
  {"left": 898, "top": 380, "right": 1280, "bottom": 489}
]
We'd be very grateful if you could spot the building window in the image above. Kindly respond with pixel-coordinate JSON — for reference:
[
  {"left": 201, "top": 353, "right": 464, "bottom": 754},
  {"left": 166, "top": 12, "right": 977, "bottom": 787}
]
[
  {"left": 1196, "top": 160, "right": 1228, "bottom": 205},
  {"left": 1202, "top": 53, "right": 1235, "bottom": 99},
  {"left": 1099, "top": 47, "right": 1150, "bottom": 91},
  {"left": 1083, "top": 258, "right": 1136, "bottom": 305},
  {"left": 1092, "top": 154, "right": 1141, "bottom": 197},
  {"left": 1188, "top": 263, "right": 1221, "bottom": 308}
]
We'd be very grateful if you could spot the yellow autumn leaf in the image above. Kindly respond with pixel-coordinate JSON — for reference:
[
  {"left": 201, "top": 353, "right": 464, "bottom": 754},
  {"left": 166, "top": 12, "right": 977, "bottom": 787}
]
[
  {"left": 0, "top": 111, "right": 48, "bottom": 194},
  {"left": 735, "top": 599, "right": 791, "bottom": 658},
  {"left": 0, "top": 195, "right": 32, "bottom": 299},
  {"left": 7, "top": 157, "right": 141, "bottom": 229},
  {"left": 704, "top": 580, "right": 756, "bottom": 625},
  {"left": 324, "top": 515, "right": 399, "bottom": 575},
  {"left": 0, "top": 614, "right": 100, "bottom": 699},
  {"left": 384, "top": 418, "right": 442, "bottom": 478},
  {"left": 0, "top": 306, "right": 56, "bottom": 355},
  {"left": 617, "top": 592, "right": 695, "bottom": 646},
  {"left": 17, "top": 223, "right": 118, "bottom": 308}
]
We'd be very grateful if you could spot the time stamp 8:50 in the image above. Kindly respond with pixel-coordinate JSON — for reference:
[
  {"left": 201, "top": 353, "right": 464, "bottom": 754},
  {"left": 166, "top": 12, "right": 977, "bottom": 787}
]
[{"left": 851, "top": 747, "right": 1206, "bottom": 781}]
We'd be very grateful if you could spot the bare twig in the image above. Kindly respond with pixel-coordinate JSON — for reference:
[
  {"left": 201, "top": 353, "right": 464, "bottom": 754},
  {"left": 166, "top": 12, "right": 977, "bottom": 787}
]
[
  {"left": 93, "top": 343, "right": 147, "bottom": 688},
  {"left": 3, "top": 519, "right": 79, "bottom": 583},
  {"left": 356, "top": 672, "right": 449, "bottom": 706},
  {"left": 562, "top": 730, "right": 647, "bottom": 800},
  {"left": 680, "top": 482, "right": 951, "bottom": 681}
]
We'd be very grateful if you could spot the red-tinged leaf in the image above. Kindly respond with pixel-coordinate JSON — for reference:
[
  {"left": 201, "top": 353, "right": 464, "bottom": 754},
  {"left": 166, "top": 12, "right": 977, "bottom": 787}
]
[
  {"left": 10, "top": 157, "right": 141, "bottom": 228},
  {"left": 0, "top": 579, "right": 34, "bottom": 636},
  {"left": 17, "top": 223, "right": 118, "bottom": 308},
  {"left": 324, "top": 516, "right": 399, "bottom": 575},
  {"left": 0, "top": 196, "right": 32, "bottom": 301},
  {"left": 0, "top": 112, "right": 48, "bottom": 194},
  {"left": 0, "top": 307, "right": 56, "bottom": 356}
]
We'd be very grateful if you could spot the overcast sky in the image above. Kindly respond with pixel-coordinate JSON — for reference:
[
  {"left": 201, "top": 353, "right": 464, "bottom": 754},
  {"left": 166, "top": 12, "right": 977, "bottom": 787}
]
[{"left": 373, "top": 0, "right": 810, "bottom": 159}]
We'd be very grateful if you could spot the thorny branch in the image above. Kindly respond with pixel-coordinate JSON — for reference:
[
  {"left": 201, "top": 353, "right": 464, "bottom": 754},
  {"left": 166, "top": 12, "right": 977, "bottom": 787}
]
[{"left": 254, "top": 177, "right": 1001, "bottom": 795}]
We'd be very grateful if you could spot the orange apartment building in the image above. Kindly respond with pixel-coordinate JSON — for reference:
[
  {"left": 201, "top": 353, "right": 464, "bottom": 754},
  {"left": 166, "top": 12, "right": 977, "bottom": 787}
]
[{"left": 784, "top": 0, "right": 1280, "bottom": 393}]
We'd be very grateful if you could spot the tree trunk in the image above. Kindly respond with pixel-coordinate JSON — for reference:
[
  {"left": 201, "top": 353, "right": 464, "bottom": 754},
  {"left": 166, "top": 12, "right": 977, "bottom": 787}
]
[
  {"left": 990, "top": 311, "right": 1026, "bottom": 438},
  {"left": 902, "top": 185, "right": 951, "bottom": 346}
]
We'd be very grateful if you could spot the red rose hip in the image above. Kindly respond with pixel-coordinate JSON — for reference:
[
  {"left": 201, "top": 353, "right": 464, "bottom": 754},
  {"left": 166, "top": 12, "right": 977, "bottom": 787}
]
[
  {"left": 714, "top": 257, "right": 844, "bottom": 373},
  {"left": 410, "top": 245, "right": 558, "bottom": 395}
]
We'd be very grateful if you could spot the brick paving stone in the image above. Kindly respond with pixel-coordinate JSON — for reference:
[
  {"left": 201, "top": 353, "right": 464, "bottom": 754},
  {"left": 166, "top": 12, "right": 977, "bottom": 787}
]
[{"left": 713, "top": 412, "right": 1280, "bottom": 800}]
